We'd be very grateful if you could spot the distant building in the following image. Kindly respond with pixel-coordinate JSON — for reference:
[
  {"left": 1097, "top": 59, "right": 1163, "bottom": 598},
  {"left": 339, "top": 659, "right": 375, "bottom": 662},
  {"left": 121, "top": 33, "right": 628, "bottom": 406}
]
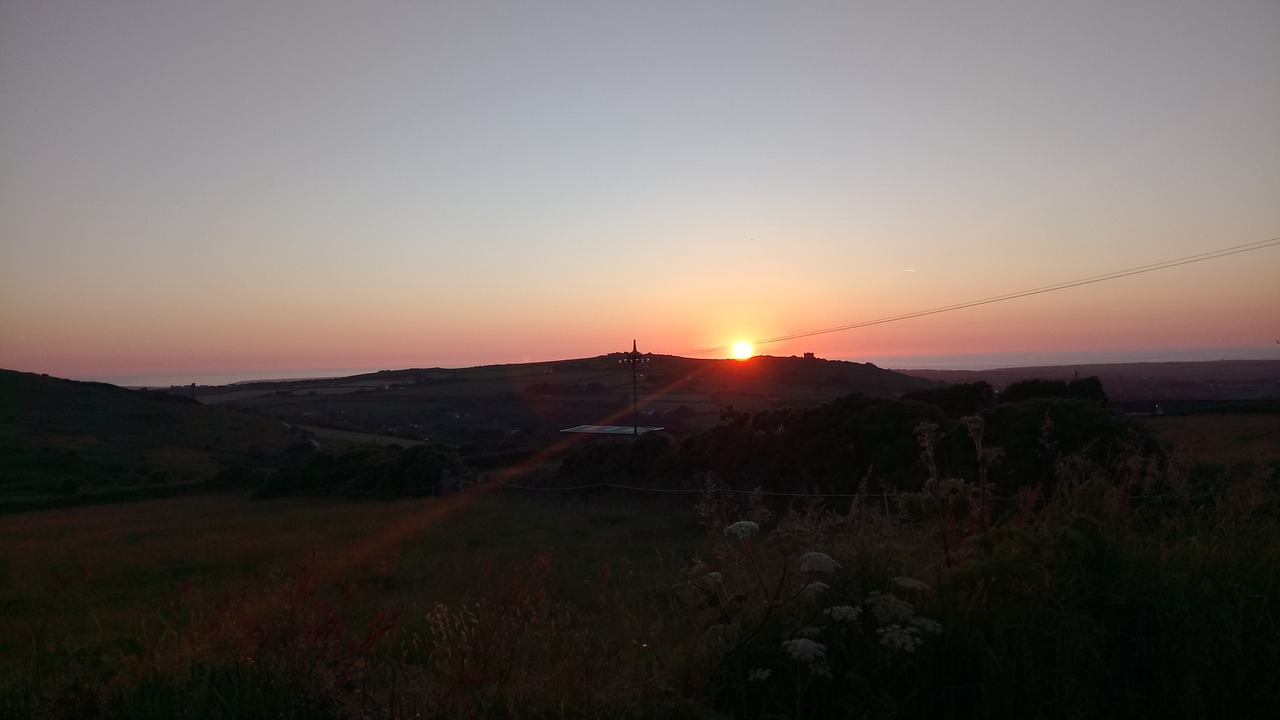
[{"left": 803, "top": 352, "right": 816, "bottom": 360}]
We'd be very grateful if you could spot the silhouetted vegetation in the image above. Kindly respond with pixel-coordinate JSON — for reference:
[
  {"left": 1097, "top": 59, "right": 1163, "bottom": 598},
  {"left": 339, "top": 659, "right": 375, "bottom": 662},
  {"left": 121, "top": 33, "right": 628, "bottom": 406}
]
[
  {"left": 1000, "top": 375, "right": 1108, "bottom": 404},
  {"left": 557, "top": 392, "right": 1147, "bottom": 501},
  {"left": 902, "top": 380, "right": 995, "bottom": 417},
  {"left": 254, "top": 442, "right": 466, "bottom": 499}
]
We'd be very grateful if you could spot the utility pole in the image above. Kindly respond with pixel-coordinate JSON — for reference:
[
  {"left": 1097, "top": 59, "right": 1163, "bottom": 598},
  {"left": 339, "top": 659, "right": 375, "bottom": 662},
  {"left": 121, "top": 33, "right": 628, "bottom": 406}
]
[{"left": 619, "top": 339, "right": 650, "bottom": 435}]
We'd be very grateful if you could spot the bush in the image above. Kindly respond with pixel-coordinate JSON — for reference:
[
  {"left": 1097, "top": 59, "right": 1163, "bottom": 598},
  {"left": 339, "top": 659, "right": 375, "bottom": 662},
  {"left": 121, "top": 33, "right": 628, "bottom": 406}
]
[{"left": 254, "top": 443, "right": 466, "bottom": 499}]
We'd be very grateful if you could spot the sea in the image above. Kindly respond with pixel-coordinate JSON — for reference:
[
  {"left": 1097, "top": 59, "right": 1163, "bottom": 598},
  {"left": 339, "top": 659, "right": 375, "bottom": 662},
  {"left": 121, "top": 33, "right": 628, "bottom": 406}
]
[{"left": 848, "top": 345, "right": 1279, "bottom": 371}]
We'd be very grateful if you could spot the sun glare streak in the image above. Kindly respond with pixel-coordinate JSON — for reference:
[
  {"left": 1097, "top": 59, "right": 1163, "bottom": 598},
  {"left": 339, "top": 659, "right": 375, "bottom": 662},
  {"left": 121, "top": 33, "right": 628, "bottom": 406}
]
[{"left": 732, "top": 341, "right": 753, "bottom": 360}]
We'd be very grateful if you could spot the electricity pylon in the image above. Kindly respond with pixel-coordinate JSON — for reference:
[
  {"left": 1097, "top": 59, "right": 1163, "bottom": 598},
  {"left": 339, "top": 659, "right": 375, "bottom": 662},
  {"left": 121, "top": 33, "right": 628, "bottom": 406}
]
[{"left": 619, "top": 340, "right": 650, "bottom": 435}]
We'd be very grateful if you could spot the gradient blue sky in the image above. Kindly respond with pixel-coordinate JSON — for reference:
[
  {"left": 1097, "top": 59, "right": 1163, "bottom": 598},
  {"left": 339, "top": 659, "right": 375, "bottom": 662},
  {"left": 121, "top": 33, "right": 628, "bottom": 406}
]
[{"left": 2, "top": 1, "right": 1278, "bottom": 385}]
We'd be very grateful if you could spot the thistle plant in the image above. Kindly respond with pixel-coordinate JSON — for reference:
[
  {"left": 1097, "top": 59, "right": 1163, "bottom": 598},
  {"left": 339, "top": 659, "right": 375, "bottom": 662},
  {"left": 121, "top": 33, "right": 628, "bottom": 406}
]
[
  {"left": 915, "top": 421, "right": 953, "bottom": 568},
  {"left": 963, "top": 415, "right": 1002, "bottom": 533}
]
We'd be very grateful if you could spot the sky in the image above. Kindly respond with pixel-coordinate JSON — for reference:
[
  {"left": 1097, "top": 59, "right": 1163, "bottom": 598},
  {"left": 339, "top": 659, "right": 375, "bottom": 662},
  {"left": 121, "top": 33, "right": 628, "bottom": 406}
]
[{"left": 2, "top": 1, "right": 1278, "bottom": 386}]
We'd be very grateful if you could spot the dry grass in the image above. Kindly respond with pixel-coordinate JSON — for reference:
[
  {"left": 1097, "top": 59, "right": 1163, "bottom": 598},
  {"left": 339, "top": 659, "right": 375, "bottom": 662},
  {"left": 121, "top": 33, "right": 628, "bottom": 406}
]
[{"left": 1140, "top": 414, "right": 1280, "bottom": 464}]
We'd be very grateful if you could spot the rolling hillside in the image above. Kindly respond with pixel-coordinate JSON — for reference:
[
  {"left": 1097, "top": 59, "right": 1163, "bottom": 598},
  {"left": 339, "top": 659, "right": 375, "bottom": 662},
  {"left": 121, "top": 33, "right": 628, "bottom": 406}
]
[
  {"left": 194, "top": 353, "right": 941, "bottom": 449},
  {"left": 0, "top": 369, "right": 303, "bottom": 510}
]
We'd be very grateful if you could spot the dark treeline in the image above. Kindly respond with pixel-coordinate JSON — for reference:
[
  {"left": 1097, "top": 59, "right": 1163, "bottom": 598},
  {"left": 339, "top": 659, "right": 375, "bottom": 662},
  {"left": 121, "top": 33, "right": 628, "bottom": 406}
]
[
  {"left": 254, "top": 376, "right": 1129, "bottom": 501},
  {"left": 252, "top": 442, "right": 465, "bottom": 498},
  {"left": 899, "top": 376, "right": 1108, "bottom": 419},
  {"left": 1001, "top": 375, "right": 1108, "bottom": 404},
  {"left": 556, "top": 388, "right": 1135, "bottom": 498}
]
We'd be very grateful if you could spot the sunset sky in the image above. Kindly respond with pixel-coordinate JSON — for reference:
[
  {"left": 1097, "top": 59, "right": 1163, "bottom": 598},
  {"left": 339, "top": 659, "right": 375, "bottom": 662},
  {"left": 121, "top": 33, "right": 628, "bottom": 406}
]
[{"left": 2, "top": 1, "right": 1278, "bottom": 386}]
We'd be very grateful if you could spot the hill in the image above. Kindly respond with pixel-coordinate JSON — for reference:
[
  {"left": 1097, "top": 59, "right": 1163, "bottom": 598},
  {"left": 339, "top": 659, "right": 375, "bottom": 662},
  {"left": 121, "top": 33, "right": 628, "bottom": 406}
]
[
  {"left": 0, "top": 369, "right": 304, "bottom": 510},
  {"left": 898, "top": 359, "right": 1280, "bottom": 409},
  {"left": 192, "top": 354, "right": 939, "bottom": 454},
  {"left": 1, "top": 356, "right": 935, "bottom": 508}
]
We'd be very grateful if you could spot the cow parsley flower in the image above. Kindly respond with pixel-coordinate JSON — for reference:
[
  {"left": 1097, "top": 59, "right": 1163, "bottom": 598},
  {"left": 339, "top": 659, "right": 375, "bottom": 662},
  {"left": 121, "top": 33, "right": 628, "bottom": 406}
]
[
  {"left": 781, "top": 638, "right": 826, "bottom": 662},
  {"left": 809, "top": 662, "right": 833, "bottom": 678},
  {"left": 823, "top": 605, "right": 862, "bottom": 623},
  {"left": 747, "top": 668, "right": 772, "bottom": 682},
  {"left": 797, "top": 626, "right": 822, "bottom": 638},
  {"left": 698, "top": 571, "right": 724, "bottom": 591},
  {"left": 705, "top": 623, "right": 740, "bottom": 650},
  {"left": 798, "top": 551, "right": 840, "bottom": 574},
  {"left": 800, "top": 581, "right": 829, "bottom": 600},
  {"left": 877, "top": 624, "right": 923, "bottom": 652},
  {"left": 891, "top": 576, "right": 930, "bottom": 592},
  {"left": 723, "top": 521, "right": 759, "bottom": 540},
  {"left": 910, "top": 616, "right": 944, "bottom": 635},
  {"left": 865, "top": 591, "right": 915, "bottom": 623}
]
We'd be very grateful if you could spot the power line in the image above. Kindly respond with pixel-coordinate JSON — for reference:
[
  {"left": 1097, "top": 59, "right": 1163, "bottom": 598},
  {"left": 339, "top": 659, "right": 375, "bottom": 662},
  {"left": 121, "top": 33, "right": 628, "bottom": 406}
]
[{"left": 695, "top": 237, "right": 1280, "bottom": 355}]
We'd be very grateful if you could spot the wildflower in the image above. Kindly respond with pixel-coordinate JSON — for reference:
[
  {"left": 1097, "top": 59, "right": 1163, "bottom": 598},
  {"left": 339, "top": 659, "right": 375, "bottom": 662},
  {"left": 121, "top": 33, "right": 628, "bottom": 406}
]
[
  {"left": 910, "top": 616, "right": 944, "bottom": 635},
  {"left": 781, "top": 638, "right": 826, "bottom": 662},
  {"left": 799, "top": 581, "right": 829, "bottom": 600},
  {"left": 747, "top": 668, "right": 772, "bottom": 682},
  {"left": 723, "top": 521, "right": 760, "bottom": 540},
  {"left": 797, "top": 626, "right": 822, "bottom": 638},
  {"left": 877, "top": 624, "right": 923, "bottom": 652},
  {"left": 823, "top": 605, "right": 862, "bottom": 623},
  {"left": 809, "top": 662, "right": 833, "bottom": 678},
  {"left": 705, "top": 623, "right": 741, "bottom": 650},
  {"left": 891, "top": 576, "right": 930, "bottom": 592},
  {"left": 865, "top": 591, "right": 914, "bottom": 623},
  {"left": 698, "top": 572, "right": 724, "bottom": 591},
  {"left": 798, "top": 551, "right": 840, "bottom": 574}
]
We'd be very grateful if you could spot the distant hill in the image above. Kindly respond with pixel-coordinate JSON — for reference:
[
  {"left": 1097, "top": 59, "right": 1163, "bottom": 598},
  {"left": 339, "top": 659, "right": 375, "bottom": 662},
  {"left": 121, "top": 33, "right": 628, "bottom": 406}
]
[
  {"left": 6, "top": 355, "right": 1276, "bottom": 511},
  {"left": 0, "top": 369, "right": 303, "bottom": 510},
  {"left": 897, "top": 359, "right": 1280, "bottom": 406},
  {"left": 1, "top": 357, "right": 937, "bottom": 510},
  {"left": 191, "top": 354, "right": 941, "bottom": 453}
]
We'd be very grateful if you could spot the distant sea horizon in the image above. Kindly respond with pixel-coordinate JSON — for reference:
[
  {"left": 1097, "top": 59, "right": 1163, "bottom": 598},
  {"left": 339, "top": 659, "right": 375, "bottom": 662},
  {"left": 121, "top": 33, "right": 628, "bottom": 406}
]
[
  {"left": 848, "top": 344, "right": 1280, "bottom": 371},
  {"left": 95, "top": 344, "right": 1279, "bottom": 388}
]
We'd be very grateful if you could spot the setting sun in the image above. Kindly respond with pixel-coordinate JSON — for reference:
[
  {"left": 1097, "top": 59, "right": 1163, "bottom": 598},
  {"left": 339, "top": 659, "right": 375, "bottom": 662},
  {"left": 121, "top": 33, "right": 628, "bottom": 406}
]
[{"left": 732, "top": 341, "right": 753, "bottom": 360}]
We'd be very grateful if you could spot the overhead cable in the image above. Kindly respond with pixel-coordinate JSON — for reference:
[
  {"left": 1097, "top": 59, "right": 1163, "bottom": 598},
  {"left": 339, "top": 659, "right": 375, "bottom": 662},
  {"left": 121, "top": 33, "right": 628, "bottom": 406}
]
[{"left": 695, "top": 236, "right": 1280, "bottom": 355}]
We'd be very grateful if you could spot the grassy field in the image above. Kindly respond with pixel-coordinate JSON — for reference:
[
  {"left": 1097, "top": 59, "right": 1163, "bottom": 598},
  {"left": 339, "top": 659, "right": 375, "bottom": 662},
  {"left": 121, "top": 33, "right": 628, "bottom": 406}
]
[
  {"left": 1, "top": 489, "right": 710, "bottom": 718},
  {"left": 297, "top": 425, "right": 426, "bottom": 448},
  {"left": 3, "top": 446, "right": 1278, "bottom": 719},
  {"left": 0, "top": 488, "right": 701, "bottom": 649},
  {"left": 1139, "top": 413, "right": 1280, "bottom": 464}
]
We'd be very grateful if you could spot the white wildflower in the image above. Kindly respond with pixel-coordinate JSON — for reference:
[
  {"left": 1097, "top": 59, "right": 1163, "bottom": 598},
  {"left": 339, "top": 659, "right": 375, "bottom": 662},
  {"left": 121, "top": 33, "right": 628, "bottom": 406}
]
[
  {"left": 809, "top": 662, "right": 833, "bottom": 678},
  {"left": 723, "top": 521, "right": 760, "bottom": 540},
  {"left": 699, "top": 572, "right": 724, "bottom": 591},
  {"left": 823, "top": 605, "right": 862, "bottom": 623},
  {"left": 781, "top": 638, "right": 826, "bottom": 662},
  {"left": 865, "top": 591, "right": 915, "bottom": 623},
  {"left": 910, "top": 616, "right": 944, "bottom": 635},
  {"left": 797, "top": 626, "right": 822, "bottom": 638},
  {"left": 891, "top": 576, "right": 930, "bottom": 592},
  {"left": 746, "top": 668, "right": 772, "bottom": 682},
  {"left": 877, "top": 623, "right": 923, "bottom": 652},
  {"left": 798, "top": 551, "right": 840, "bottom": 574},
  {"left": 800, "top": 581, "right": 829, "bottom": 600},
  {"left": 705, "top": 623, "right": 740, "bottom": 650}
]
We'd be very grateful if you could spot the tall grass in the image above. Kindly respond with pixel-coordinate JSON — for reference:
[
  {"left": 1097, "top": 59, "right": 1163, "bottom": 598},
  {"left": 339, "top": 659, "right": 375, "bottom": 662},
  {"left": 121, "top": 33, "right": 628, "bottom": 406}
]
[{"left": 2, "top": 433, "right": 1277, "bottom": 718}]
